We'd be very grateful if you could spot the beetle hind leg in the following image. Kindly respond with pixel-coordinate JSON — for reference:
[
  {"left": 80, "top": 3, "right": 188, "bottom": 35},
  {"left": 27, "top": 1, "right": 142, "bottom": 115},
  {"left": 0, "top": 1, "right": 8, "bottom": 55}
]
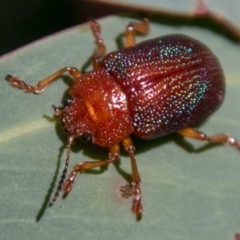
[{"left": 178, "top": 127, "right": 240, "bottom": 151}]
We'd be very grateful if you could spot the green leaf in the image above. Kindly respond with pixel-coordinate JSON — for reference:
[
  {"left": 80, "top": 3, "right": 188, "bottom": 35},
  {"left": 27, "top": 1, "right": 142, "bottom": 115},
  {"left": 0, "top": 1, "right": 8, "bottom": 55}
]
[{"left": 1, "top": 8, "right": 240, "bottom": 240}]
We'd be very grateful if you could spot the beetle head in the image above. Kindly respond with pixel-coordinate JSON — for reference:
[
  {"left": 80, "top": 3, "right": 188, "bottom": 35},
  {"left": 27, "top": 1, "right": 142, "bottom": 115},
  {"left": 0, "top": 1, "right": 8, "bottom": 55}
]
[{"left": 53, "top": 96, "right": 96, "bottom": 143}]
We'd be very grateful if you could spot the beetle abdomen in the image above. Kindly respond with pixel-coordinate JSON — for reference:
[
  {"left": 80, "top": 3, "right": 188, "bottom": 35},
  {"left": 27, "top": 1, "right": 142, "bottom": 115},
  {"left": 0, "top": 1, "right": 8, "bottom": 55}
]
[{"left": 102, "top": 34, "right": 225, "bottom": 139}]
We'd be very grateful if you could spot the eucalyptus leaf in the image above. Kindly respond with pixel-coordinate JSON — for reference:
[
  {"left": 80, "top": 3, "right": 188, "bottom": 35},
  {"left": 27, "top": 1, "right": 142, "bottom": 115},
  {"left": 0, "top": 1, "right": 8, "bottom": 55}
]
[{"left": 0, "top": 10, "right": 240, "bottom": 240}]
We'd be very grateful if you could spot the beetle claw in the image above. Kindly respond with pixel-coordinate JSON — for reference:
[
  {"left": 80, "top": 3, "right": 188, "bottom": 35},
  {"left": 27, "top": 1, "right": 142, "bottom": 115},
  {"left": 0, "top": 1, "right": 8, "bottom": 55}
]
[
  {"left": 120, "top": 183, "right": 143, "bottom": 220},
  {"left": 62, "top": 179, "right": 73, "bottom": 196}
]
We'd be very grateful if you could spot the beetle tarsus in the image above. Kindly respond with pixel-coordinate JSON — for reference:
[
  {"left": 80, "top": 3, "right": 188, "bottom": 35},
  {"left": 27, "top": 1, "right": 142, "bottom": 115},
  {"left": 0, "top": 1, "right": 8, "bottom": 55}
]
[
  {"left": 62, "top": 171, "right": 77, "bottom": 196},
  {"left": 120, "top": 182, "right": 143, "bottom": 220},
  {"left": 120, "top": 184, "right": 133, "bottom": 198},
  {"left": 6, "top": 74, "right": 36, "bottom": 92},
  {"left": 131, "top": 182, "right": 143, "bottom": 220}
]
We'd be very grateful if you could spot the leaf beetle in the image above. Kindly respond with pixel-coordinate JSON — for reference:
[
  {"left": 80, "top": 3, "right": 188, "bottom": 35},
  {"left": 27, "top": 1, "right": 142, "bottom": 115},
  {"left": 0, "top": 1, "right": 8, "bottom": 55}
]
[{"left": 6, "top": 18, "right": 240, "bottom": 221}]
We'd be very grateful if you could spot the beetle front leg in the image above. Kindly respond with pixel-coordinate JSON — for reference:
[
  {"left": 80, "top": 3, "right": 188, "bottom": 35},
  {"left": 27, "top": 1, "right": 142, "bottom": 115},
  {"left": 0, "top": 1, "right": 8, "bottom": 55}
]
[
  {"left": 62, "top": 144, "right": 120, "bottom": 196},
  {"left": 6, "top": 67, "right": 81, "bottom": 93},
  {"left": 178, "top": 127, "right": 240, "bottom": 151},
  {"left": 125, "top": 18, "right": 149, "bottom": 47},
  {"left": 90, "top": 19, "right": 106, "bottom": 70},
  {"left": 121, "top": 137, "right": 143, "bottom": 221}
]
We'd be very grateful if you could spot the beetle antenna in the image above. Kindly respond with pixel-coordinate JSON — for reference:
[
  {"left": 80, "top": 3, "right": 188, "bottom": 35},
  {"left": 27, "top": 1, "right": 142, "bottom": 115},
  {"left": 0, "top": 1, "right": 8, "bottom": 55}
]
[{"left": 49, "top": 136, "right": 74, "bottom": 207}]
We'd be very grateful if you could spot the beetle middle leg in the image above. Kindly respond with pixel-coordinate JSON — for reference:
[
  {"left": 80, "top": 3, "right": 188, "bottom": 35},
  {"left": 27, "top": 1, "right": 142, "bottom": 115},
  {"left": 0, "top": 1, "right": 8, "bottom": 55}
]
[
  {"left": 125, "top": 18, "right": 149, "bottom": 47},
  {"left": 120, "top": 137, "right": 143, "bottom": 221},
  {"left": 178, "top": 127, "right": 240, "bottom": 151}
]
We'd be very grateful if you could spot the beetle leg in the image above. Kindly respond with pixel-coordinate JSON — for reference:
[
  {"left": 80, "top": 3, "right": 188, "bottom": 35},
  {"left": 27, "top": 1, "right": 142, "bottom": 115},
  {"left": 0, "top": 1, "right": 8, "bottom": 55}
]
[
  {"left": 125, "top": 18, "right": 149, "bottom": 47},
  {"left": 90, "top": 19, "right": 106, "bottom": 70},
  {"left": 178, "top": 127, "right": 240, "bottom": 151},
  {"left": 193, "top": 0, "right": 209, "bottom": 15},
  {"left": 6, "top": 67, "right": 81, "bottom": 93},
  {"left": 121, "top": 137, "right": 143, "bottom": 221},
  {"left": 191, "top": 0, "right": 240, "bottom": 40},
  {"left": 62, "top": 144, "right": 120, "bottom": 196}
]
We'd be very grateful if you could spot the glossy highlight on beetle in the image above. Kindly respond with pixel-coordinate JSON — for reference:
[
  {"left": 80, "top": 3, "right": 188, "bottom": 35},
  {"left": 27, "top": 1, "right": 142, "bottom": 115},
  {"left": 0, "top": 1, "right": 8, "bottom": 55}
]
[
  {"left": 102, "top": 34, "right": 225, "bottom": 139},
  {"left": 6, "top": 18, "right": 240, "bottom": 221}
]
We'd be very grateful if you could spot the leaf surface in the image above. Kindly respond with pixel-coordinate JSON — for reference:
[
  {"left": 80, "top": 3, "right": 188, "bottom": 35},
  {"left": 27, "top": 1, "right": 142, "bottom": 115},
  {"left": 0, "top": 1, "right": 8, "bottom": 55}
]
[{"left": 1, "top": 2, "right": 240, "bottom": 239}]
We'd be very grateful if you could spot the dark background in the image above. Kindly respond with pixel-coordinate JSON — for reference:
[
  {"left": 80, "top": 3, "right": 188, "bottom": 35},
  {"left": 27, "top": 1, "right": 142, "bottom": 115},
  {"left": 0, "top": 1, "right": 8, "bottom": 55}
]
[
  {"left": 0, "top": 0, "right": 127, "bottom": 56},
  {"left": 1, "top": 1, "right": 239, "bottom": 57}
]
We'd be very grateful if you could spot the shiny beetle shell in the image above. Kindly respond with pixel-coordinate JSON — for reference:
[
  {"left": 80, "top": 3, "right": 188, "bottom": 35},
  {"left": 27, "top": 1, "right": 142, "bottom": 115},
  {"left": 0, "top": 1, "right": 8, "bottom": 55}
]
[{"left": 101, "top": 34, "right": 225, "bottom": 139}]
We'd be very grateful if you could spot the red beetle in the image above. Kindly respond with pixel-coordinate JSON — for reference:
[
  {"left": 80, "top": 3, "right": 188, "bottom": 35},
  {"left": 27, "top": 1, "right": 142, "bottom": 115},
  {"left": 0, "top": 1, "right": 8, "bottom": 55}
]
[{"left": 6, "top": 19, "right": 240, "bottom": 220}]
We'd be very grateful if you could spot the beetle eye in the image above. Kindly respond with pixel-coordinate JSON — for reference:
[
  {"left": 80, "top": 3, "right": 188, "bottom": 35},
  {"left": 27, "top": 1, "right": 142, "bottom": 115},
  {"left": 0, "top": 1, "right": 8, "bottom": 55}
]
[
  {"left": 63, "top": 97, "right": 73, "bottom": 107},
  {"left": 79, "top": 132, "right": 92, "bottom": 143}
]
